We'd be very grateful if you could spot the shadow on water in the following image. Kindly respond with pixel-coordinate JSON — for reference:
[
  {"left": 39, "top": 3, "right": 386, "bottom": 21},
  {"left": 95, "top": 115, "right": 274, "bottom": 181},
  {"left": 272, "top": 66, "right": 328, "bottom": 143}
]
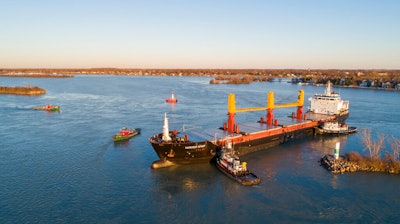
[
  {"left": 113, "top": 139, "right": 131, "bottom": 147},
  {"left": 150, "top": 163, "right": 221, "bottom": 194}
]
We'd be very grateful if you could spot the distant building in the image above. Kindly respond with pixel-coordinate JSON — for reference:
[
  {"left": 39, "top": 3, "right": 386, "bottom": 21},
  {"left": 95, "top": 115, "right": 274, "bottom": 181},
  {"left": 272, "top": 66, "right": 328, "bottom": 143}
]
[
  {"left": 382, "top": 82, "right": 392, "bottom": 88},
  {"left": 360, "top": 80, "right": 371, "bottom": 87}
]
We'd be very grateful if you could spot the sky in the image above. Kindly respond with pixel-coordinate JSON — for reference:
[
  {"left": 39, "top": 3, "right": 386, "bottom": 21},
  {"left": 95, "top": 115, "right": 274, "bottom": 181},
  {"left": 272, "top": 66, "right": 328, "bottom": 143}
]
[{"left": 1, "top": 0, "right": 399, "bottom": 69}]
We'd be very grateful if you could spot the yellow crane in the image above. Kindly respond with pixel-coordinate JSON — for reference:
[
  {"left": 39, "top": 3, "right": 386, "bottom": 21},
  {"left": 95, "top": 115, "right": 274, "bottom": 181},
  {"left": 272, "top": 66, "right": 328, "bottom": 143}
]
[{"left": 225, "top": 90, "right": 304, "bottom": 133}]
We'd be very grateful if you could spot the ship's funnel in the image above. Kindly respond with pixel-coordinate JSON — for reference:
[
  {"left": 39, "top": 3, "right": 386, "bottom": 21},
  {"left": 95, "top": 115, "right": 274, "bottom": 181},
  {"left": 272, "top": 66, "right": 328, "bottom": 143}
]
[{"left": 162, "top": 113, "right": 172, "bottom": 141}]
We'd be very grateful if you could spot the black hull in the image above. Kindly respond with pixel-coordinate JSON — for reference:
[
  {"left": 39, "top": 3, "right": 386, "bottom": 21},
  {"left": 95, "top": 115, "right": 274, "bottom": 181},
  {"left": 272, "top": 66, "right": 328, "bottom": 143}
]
[
  {"left": 150, "top": 140, "right": 216, "bottom": 164},
  {"left": 232, "top": 127, "right": 315, "bottom": 157},
  {"left": 150, "top": 127, "right": 316, "bottom": 165}
]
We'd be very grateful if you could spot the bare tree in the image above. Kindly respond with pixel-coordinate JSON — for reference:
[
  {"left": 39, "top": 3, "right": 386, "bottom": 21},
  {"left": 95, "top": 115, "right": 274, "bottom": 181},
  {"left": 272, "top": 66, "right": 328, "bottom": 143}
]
[
  {"left": 360, "top": 128, "right": 385, "bottom": 160},
  {"left": 373, "top": 133, "right": 386, "bottom": 159},
  {"left": 361, "top": 128, "right": 373, "bottom": 158}
]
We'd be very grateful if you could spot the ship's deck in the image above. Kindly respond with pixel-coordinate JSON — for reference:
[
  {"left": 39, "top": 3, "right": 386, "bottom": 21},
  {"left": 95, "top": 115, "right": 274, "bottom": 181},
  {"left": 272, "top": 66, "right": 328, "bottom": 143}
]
[{"left": 183, "top": 112, "right": 335, "bottom": 142}]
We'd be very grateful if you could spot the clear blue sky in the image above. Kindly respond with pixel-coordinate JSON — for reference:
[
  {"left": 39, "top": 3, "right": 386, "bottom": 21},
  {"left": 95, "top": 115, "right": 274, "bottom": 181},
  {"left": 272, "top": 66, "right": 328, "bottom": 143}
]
[{"left": 1, "top": 0, "right": 399, "bottom": 69}]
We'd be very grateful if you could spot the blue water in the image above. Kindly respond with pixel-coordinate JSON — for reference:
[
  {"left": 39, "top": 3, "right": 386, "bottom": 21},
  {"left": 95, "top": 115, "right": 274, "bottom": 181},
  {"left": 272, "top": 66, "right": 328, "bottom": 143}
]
[{"left": 1, "top": 75, "right": 399, "bottom": 223}]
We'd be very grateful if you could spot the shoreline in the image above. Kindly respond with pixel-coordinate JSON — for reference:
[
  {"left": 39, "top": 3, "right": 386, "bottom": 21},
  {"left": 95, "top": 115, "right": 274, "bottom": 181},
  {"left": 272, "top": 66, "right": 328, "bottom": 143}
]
[{"left": 1, "top": 68, "right": 399, "bottom": 91}]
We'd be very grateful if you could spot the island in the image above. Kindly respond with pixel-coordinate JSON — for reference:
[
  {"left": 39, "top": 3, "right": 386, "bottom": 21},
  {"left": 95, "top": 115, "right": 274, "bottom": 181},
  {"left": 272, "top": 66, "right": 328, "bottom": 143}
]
[{"left": 0, "top": 85, "right": 46, "bottom": 96}]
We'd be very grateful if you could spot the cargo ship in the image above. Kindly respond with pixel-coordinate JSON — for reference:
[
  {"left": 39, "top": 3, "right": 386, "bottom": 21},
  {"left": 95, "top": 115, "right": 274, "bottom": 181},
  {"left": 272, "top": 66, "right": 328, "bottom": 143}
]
[{"left": 150, "top": 84, "right": 349, "bottom": 168}]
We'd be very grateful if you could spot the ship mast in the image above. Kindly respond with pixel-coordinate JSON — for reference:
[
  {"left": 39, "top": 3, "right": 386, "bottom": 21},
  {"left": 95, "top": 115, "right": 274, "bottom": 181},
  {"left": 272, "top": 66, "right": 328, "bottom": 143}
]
[
  {"left": 325, "top": 81, "right": 332, "bottom": 96},
  {"left": 162, "top": 113, "right": 172, "bottom": 141}
]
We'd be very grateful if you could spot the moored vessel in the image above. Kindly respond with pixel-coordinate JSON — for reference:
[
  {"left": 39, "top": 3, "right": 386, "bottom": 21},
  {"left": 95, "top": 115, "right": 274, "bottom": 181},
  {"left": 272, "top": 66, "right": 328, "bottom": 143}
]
[
  {"left": 214, "top": 142, "right": 260, "bottom": 186},
  {"left": 113, "top": 128, "right": 141, "bottom": 142}
]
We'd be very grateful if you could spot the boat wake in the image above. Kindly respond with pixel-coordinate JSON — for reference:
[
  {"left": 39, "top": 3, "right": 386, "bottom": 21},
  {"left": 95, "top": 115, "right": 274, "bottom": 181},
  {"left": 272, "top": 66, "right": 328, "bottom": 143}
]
[{"left": 93, "top": 140, "right": 114, "bottom": 162}]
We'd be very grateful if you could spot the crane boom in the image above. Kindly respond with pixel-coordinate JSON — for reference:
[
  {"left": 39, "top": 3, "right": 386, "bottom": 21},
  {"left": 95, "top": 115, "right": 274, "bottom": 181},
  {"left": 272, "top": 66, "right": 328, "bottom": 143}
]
[
  {"left": 228, "top": 90, "right": 304, "bottom": 113},
  {"left": 226, "top": 90, "right": 305, "bottom": 132}
]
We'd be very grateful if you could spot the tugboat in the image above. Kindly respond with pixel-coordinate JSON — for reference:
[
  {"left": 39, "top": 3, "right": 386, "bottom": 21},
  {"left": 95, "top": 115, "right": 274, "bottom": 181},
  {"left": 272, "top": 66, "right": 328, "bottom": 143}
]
[
  {"left": 34, "top": 104, "right": 60, "bottom": 112},
  {"left": 214, "top": 142, "right": 260, "bottom": 186},
  {"left": 149, "top": 113, "right": 215, "bottom": 168},
  {"left": 315, "top": 121, "right": 357, "bottom": 135},
  {"left": 165, "top": 91, "right": 178, "bottom": 103},
  {"left": 113, "top": 128, "right": 141, "bottom": 142},
  {"left": 307, "top": 81, "right": 349, "bottom": 121}
]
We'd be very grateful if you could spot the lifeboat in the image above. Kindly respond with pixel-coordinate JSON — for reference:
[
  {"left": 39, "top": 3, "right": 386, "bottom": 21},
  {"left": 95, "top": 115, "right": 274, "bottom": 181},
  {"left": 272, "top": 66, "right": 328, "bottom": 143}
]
[{"left": 166, "top": 91, "right": 178, "bottom": 103}]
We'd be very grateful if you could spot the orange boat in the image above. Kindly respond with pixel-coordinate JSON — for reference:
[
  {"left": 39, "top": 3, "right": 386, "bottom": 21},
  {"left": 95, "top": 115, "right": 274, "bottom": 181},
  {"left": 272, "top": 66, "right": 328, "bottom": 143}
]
[{"left": 165, "top": 91, "right": 178, "bottom": 103}]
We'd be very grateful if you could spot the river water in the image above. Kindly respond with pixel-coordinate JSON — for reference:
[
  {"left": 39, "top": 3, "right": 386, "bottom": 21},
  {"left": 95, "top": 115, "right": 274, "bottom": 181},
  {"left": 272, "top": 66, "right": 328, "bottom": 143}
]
[{"left": 1, "top": 75, "right": 399, "bottom": 223}]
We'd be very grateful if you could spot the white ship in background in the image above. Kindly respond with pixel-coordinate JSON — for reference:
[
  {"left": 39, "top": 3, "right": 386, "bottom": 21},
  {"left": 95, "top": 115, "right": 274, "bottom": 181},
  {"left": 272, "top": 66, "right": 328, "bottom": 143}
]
[{"left": 308, "top": 81, "right": 349, "bottom": 121}]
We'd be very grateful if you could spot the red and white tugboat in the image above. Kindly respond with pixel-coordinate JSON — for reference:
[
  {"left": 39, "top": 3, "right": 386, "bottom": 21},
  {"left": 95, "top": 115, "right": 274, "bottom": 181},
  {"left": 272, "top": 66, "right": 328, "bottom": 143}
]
[{"left": 215, "top": 142, "right": 260, "bottom": 186}]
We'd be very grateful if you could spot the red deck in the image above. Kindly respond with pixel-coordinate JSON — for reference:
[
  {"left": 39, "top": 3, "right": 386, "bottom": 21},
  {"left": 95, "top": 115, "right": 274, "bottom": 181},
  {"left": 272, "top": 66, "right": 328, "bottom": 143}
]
[{"left": 195, "top": 112, "right": 336, "bottom": 144}]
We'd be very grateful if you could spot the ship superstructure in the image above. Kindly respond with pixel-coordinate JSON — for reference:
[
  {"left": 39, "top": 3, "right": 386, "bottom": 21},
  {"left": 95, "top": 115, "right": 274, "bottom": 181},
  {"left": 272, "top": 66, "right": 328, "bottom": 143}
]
[{"left": 308, "top": 81, "right": 349, "bottom": 120}]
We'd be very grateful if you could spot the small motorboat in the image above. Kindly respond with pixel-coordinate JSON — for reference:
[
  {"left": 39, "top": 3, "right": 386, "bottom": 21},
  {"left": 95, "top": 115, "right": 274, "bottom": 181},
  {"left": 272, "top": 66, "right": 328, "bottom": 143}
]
[
  {"left": 215, "top": 142, "right": 260, "bottom": 186},
  {"left": 315, "top": 121, "right": 357, "bottom": 135},
  {"left": 34, "top": 104, "right": 60, "bottom": 112},
  {"left": 113, "top": 128, "right": 141, "bottom": 142},
  {"left": 165, "top": 91, "right": 178, "bottom": 103}
]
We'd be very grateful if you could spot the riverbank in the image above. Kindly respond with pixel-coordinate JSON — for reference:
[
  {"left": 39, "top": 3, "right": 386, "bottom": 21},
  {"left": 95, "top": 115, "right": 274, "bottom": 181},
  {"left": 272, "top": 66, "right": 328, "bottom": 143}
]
[
  {"left": 320, "top": 153, "right": 400, "bottom": 174},
  {"left": 1, "top": 68, "right": 399, "bottom": 80},
  {"left": 1, "top": 68, "right": 399, "bottom": 90},
  {"left": 0, "top": 85, "right": 46, "bottom": 95}
]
